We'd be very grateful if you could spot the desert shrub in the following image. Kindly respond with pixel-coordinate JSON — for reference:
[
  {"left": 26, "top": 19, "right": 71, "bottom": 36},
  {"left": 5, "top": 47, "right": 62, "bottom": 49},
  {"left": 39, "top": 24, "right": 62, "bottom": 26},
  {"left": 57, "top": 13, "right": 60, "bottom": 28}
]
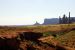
[
  {"left": 52, "top": 34, "right": 57, "bottom": 37},
  {"left": 30, "top": 41, "right": 38, "bottom": 46},
  {"left": 56, "top": 32, "right": 65, "bottom": 36},
  {"left": 43, "top": 32, "right": 53, "bottom": 37}
]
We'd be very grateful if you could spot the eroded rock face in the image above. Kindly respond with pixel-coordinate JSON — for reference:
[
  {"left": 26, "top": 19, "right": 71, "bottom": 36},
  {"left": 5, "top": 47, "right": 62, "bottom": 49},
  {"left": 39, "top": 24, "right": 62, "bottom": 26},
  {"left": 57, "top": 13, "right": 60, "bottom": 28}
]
[
  {"left": 0, "top": 31, "right": 74, "bottom": 50},
  {"left": 0, "top": 37, "right": 20, "bottom": 50},
  {"left": 0, "top": 32, "right": 43, "bottom": 50},
  {"left": 19, "top": 32, "right": 43, "bottom": 41}
]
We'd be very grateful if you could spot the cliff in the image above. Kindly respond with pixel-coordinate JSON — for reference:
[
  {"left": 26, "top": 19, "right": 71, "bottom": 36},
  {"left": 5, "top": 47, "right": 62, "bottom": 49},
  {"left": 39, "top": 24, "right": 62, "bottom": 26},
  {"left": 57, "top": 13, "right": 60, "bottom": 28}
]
[{"left": 43, "top": 18, "right": 59, "bottom": 25}]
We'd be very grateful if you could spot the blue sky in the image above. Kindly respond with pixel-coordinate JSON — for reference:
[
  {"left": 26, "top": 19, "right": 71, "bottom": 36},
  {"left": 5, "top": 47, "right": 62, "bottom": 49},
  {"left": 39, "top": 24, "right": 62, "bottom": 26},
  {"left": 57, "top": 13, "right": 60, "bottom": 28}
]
[{"left": 0, "top": 0, "right": 75, "bottom": 25}]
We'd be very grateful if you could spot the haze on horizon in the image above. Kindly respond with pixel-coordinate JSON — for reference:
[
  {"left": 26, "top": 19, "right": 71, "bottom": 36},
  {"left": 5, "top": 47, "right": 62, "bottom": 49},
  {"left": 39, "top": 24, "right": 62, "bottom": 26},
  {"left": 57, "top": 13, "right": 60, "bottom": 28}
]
[{"left": 0, "top": 0, "right": 75, "bottom": 25}]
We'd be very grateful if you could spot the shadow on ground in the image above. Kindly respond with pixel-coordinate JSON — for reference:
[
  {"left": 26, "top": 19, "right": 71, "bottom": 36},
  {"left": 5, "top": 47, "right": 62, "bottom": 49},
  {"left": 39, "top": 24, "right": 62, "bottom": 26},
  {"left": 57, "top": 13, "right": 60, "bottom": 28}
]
[{"left": 0, "top": 31, "right": 73, "bottom": 50}]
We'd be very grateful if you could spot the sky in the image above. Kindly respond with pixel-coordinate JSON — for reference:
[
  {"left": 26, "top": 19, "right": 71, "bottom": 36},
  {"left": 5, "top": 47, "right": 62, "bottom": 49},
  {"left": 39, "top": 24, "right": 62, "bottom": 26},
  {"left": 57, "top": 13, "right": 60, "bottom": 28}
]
[{"left": 0, "top": 0, "right": 75, "bottom": 25}]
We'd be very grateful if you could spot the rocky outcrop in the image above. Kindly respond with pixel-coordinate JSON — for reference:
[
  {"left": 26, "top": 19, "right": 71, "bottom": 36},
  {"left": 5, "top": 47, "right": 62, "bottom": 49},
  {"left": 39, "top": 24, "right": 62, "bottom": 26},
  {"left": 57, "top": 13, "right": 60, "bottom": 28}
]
[
  {"left": 18, "top": 32, "right": 43, "bottom": 41},
  {"left": 0, "top": 31, "right": 74, "bottom": 50},
  {"left": 0, "top": 37, "right": 20, "bottom": 50}
]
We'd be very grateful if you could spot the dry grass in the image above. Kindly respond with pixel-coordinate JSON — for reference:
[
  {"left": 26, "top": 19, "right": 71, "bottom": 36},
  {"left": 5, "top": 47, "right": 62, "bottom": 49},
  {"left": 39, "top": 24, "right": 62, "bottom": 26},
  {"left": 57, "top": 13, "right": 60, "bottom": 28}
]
[
  {"left": 56, "top": 30, "right": 75, "bottom": 48},
  {"left": 0, "top": 23, "right": 75, "bottom": 50}
]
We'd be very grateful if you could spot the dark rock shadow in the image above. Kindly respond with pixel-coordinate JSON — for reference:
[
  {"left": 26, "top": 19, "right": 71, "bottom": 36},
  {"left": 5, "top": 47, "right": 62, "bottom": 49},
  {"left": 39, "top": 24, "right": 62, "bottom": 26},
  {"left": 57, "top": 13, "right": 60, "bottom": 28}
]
[
  {"left": 56, "top": 45, "right": 66, "bottom": 50},
  {"left": 71, "top": 28, "right": 75, "bottom": 30},
  {"left": 27, "top": 45, "right": 36, "bottom": 50},
  {"left": 19, "top": 32, "right": 43, "bottom": 41},
  {"left": 0, "top": 37, "right": 20, "bottom": 50}
]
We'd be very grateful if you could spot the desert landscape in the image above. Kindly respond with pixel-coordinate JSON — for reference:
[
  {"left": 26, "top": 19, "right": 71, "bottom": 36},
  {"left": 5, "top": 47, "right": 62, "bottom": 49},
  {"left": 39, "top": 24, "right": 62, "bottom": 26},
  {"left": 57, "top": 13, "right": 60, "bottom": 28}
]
[
  {"left": 0, "top": 0, "right": 75, "bottom": 50},
  {"left": 0, "top": 24, "right": 75, "bottom": 50}
]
